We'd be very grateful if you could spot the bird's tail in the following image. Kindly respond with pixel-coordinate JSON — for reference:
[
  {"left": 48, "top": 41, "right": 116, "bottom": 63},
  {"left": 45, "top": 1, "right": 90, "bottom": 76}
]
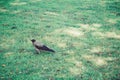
[
  {"left": 42, "top": 45, "right": 55, "bottom": 53},
  {"left": 48, "top": 49, "right": 55, "bottom": 52}
]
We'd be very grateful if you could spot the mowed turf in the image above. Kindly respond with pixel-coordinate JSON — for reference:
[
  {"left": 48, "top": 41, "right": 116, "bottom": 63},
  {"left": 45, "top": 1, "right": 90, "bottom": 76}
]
[{"left": 0, "top": 0, "right": 120, "bottom": 80}]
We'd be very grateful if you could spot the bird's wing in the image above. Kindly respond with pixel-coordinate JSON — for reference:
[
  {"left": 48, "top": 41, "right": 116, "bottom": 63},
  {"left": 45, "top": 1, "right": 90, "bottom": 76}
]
[
  {"left": 35, "top": 44, "right": 49, "bottom": 50},
  {"left": 38, "top": 45, "right": 55, "bottom": 52},
  {"left": 34, "top": 41, "right": 55, "bottom": 52},
  {"left": 41, "top": 45, "right": 50, "bottom": 50}
]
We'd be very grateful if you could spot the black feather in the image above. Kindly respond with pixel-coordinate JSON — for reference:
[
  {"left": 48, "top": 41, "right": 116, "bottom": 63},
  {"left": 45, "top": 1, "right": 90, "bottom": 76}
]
[{"left": 35, "top": 45, "right": 55, "bottom": 52}]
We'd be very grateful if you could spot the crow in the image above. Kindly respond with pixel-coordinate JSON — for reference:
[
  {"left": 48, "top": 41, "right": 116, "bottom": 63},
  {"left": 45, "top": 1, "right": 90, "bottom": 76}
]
[{"left": 31, "top": 39, "right": 55, "bottom": 54}]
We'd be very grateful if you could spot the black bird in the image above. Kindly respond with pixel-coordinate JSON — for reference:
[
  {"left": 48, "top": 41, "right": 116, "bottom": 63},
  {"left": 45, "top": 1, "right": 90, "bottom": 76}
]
[{"left": 31, "top": 39, "right": 55, "bottom": 54}]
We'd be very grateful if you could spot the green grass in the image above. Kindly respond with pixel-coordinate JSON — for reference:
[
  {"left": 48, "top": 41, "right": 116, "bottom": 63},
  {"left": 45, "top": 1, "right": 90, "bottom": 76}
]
[{"left": 0, "top": 0, "right": 120, "bottom": 80}]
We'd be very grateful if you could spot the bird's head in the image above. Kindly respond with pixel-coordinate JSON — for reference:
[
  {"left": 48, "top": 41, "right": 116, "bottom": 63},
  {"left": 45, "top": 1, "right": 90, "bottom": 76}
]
[{"left": 31, "top": 39, "right": 36, "bottom": 43}]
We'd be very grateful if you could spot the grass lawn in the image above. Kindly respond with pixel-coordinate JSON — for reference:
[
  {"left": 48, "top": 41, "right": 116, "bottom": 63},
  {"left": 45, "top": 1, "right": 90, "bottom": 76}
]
[{"left": 0, "top": 0, "right": 120, "bottom": 80}]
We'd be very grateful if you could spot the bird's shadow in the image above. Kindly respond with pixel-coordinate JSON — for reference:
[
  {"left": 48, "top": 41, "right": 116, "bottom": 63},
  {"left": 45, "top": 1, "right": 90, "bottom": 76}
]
[
  {"left": 30, "top": 49, "right": 55, "bottom": 55},
  {"left": 18, "top": 48, "right": 55, "bottom": 55}
]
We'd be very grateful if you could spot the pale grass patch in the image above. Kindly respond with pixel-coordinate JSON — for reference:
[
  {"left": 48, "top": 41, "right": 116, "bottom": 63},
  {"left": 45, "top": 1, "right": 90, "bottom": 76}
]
[
  {"left": 105, "top": 32, "right": 120, "bottom": 39},
  {"left": 82, "top": 55, "right": 108, "bottom": 66},
  {"left": 57, "top": 43, "right": 67, "bottom": 48},
  {"left": 77, "top": 23, "right": 90, "bottom": 28},
  {"left": 44, "top": 11, "right": 59, "bottom": 16},
  {"left": 105, "top": 57, "right": 115, "bottom": 61},
  {"left": 95, "top": 58, "right": 107, "bottom": 66},
  {"left": 72, "top": 42, "right": 83, "bottom": 48},
  {"left": 92, "top": 23, "right": 102, "bottom": 28},
  {"left": 10, "top": 2, "right": 27, "bottom": 6},
  {"left": 90, "top": 46, "right": 102, "bottom": 53},
  {"left": 90, "top": 27, "right": 97, "bottom": 31},
  {"left": 10, "top": 39, "right": 15, "bottom": 44},
  {"left": 30, "top": 0, "right": 41, "bottom": 3},
  {"left": 65, "top": 57, "right": 83, "bottom": 68},
  {"left": 0, "top": 39, "right": 15, "bottom": 49},
  {"left": 0, "top": 8, "right": 8, "bottom": 12},
  {"left": 100, "top": 1, "right": 106, "bottom": 7},
  {"left": 92, "top": 31, "right": 120, "bottom": 39},
  {"left": 12, "top": 10, "right": 21, "bottom": 14},
  {"left": 4, "top": 52, "right": 13, "bottom": 57},
  {"left": 69, "top": 67, "right": 82, "bottom": 75},
  {"left": 66, "top": 50, "right": 75, "bottom": 55},
  {"left": 64, "top": 27, "right": 84, "bottom": 37},
  {"left": 74, "top": 61, "right": 83, "bottom": 68},
  {"left": 40, "top": 18, "right": 47, "bottom": 21},
  {"left": 53, "top": 28, "right": 63, "bottom": 33},
  {"left": 43, "top": 36, "right": 62, "bottom": 44},
  {"left": 92, "top": 31, "right": 104, "bottom": 37},
  {"left": 95, "top": 57, "right": 115, "bottom": 66},
  {"left": 83, "top": 54, "right": 115, "bottom": 67},
  {"left": 43, "top": 36, "right": 67, "bottom": 48},
  {"left": 107, "top": 19, "right": 117, "bottom": 24},
  {"left": 66, "top": 57, "right": 84, "bottom": 75},
  {"left": 52, "top": 27, "right": 84, "bottom": 37},
  {"left": 77, "top": 23, "right": 99, "bottom": 31},
  {"left": 65, "top": 57, "right": 76, "bottom": 62}
]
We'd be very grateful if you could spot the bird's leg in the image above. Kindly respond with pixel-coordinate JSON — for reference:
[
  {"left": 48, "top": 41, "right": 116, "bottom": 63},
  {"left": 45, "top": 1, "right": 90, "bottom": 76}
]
[{"left": 35, "top": 48, "right": 40, "bottom": 54}]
